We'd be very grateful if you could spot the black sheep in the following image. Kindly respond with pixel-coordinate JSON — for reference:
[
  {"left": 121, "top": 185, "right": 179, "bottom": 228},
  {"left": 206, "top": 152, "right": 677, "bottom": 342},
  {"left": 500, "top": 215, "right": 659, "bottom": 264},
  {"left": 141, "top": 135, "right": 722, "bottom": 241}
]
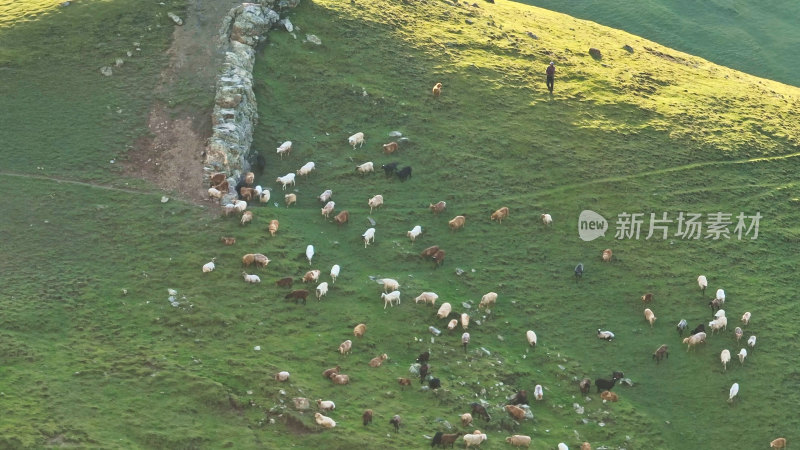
[
  {"left": 396, "top": 166, "right": 412, "bottom": 181},
  {"left": 431, "top": 432, "right": 443, "bottom": 447},
  {"left": 382, "top": 162, "right": 399, "bottom": 176},
  {"left": 428, "top": 377, "right": 441, "bottom": 389},
  {"left": 690, "top": 323, "right": 706, "bottom": 335},
  {"left": 595, "top": 375, "right": 621, "bottom": 392},
  {"left": 470, "top": 402, "right": 491, "bottom": 421},
  {"left": 416, "top": 351, "right": 430, "bottom": 363},
  {"left": 508, "top": 390, "right": 528, "bottom": 405}
]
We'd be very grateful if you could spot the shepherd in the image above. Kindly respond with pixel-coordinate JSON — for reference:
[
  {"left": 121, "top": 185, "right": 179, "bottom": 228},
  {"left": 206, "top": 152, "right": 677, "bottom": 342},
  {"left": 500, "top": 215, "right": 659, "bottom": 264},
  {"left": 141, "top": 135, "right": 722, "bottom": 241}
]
[{"left": 546, "top": 61, "right": 556, "bottom": 93}]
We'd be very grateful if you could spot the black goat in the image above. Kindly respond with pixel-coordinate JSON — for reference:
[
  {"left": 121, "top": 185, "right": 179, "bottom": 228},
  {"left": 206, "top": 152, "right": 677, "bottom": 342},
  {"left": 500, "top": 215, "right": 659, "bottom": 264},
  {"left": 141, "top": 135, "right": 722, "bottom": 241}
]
[
  {"left": 396, "top": 166, "right": 412, "bottom": 181},
  {"left": 428, "top": 377, "right": 441, "bottom": 389},
  {"left": 574, "top": 263, "right": 584, "bottom": 282},
  {"left": 431, "top": 432, "right": 443, "bottom": 447},
  {"left": 508, "top": 390, "right": 528, "bottom": 405},
  {"left": 416, "top": 351, "right": 430, "bottom": 363},
  {"left": 470, "top": 402, "right": 491, "bottom": 421},
  {"left": 595, "top": 375, "right": 621, "bottom": 392},
  {"left": 690, "top": 323, "right": 706, "bottom": 335},
  {"left": 419, "top": 363, "right": 429, "bottom": 383},
  {"left": 382, "top": 162, "right": 399, "bottom": 176}
]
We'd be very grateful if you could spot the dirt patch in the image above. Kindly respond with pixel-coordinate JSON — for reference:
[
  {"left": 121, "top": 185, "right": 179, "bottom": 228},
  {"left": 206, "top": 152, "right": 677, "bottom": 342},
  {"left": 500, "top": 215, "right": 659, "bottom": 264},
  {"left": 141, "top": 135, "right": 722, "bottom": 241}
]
[{"left": 123, "top": 0, "right": 241, "bottom": 204}]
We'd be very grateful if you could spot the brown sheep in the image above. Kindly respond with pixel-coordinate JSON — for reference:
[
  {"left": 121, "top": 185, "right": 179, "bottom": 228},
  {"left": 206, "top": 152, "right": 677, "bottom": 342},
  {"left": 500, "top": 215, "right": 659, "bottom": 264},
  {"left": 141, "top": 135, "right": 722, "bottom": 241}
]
[
  {"left": 368, "top": 353, "right": 388, "bottom": 367},
  {"left": 397, "top": 377, "right": 412, "bottom": 389},
  {"left": 602, "top": 248, "right": 613, "bottom": 262},
  {"left": 269, "top": 219, "right": 279, "bottom": 236},
  {"left": 353, "top": 323, "right": 366, "bottom": 338},
  {"left": 641, "top": 292, "right": 654, "bottom": 304},
  {"left": 241, "top": 253, "right": 255, "bottom": 267},
  {"left": 240, "top": 210, "right": 253, "bottom": 226},
  {"left": 239, "top": 187, "right": 255, "bottom": 201},
  {"left": 362, "top": 409, "right": 373, "bottom": 426},
  {"left": 331, "top": 374, "right": 350, "bottom": 385},
  {"left": 448, "top": 215, "right": 466, "bottom": 231},
  {"left": 504, "top": 404, "right": 526, "bottom": 421},
  {"left": 432, "top": 249, "right": 446, "bottom": 267},
  {"left": 333, "top": 210, "right": 349, "bottom": 226},
  {"left": 303, "top": 270, "right": 321, "bottom": 283},
  {"left": 600, "top": 390, "right": 619, "bottom": 402},
  {"left": 429, "top": 201, "right": 447, "bottom": 215},
  {"left": 284, "top": 289, "right": 310, "bottom": 305},
  {"left": 579, "top": 378, "right": 592, "bottom": 394},
  {"left": 460, "top": 413, "right": 473, "bottom": 427},
  {"left": 322, "top": 365, "right": 340, "bottom": 379},
  {"left": 490, "top": 207, "right": 509, "bottom": 224},
  {"left": 244, "top": 171, "right": 255, "bottom": 186},
  {"left": 285, "top": 193, "right": 297, "bottom": 207},
  {"left": 276, "top": 277, "right": 293, "bottom": 288},
  {"left": 420, "top": 245, "right": 439, "bottom": 259},
  {"left": 210, "top": 172, "right": 226, "bottom": 186},
  {"left": 432, "top": 82, "right": 442, "bottom": 97},
  {"left": 220, "top": 236, "right": 236, "bottom": 245},
  {"left": 338, "top": 339, "right": 352, "bottom": 355},
  {"left": 653, "top": 344, "right": 669, "bottom": 363},
  {"left": 770, "top": 437, "right": 787, "bottom": 449},
  {"left": 382, "top": 141, "right": 398, "bottom": 154}
]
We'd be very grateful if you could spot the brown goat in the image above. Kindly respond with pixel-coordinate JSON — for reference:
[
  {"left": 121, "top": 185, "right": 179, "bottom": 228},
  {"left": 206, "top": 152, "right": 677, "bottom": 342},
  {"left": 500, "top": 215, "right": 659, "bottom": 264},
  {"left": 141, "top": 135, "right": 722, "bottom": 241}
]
[
  {"left": 220, "top": 236, "right": 236, "bottom": 245},
  {"left": 653, "top": 344, "right": 669, "bottom": 363},
  {"left": 641, "top": 293, "right": 654, "bottom": 304},
  {"left": 420, "top": 245, "right": 440, "bottom": 259},
  {"left": 505, "top": 404, "right": 525, "bottom": 421},
  {"left": 362, "top": 409, "right": 373, "bottom": 426},
  {"left": 333, "top": 210, "right": 349, "bottom": 226},
  {"left": 429, "top": 201, "right": 447, "bottom": 215},
  {"left": 241, "top": 253, "right": 255, "bottom": 267},
  {"left": 490, "top": 207, "right": 509, "bottom": 224},
  {"left": 382, "top": 141, "right": 398, "bottom": 154}
]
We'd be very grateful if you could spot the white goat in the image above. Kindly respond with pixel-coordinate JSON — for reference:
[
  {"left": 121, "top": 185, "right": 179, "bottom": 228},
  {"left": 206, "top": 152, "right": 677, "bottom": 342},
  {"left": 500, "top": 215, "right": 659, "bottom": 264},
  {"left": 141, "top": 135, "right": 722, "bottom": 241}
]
[
  {"left": 202, "top": 257, "right": 216, "bottom": 273},
  {"left": 381, "top": 290, "right": 401, "bottom": 309},
  {"left": 362, "top": 227, "right": 376, "bottom": 248}
]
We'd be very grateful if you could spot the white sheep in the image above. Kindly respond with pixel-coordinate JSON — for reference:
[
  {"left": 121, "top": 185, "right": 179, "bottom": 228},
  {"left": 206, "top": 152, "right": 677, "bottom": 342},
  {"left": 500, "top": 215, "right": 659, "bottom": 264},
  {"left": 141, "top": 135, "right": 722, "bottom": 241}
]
[
  {"left": 330, "top": 264, "right": 340, "bottom": 284},
  {"left": 356, "top": 161, "right": 374, "bottom": 174},
  {"left": 558, "top": 443, "right": 569, "bottom": 450},
  {"left": 463, "top": 432, "right": 487, "bottom": 448},
  {"left": 277, "top": 140, "right": 292, "bottom": 158},
  {"left": 708, "top": 316, "right": 728, "bottom": 334},
  {"left": 276, "top": 173, "right": 296, "bottom": 190},
  {"left": 644, "top": 308, "right": 656, "bottom": 327},
  {"left": 319, "top": 189, "right": 332, "bottom": 203},
  {"left": 526, "top": 330, "right": 537, "bottom": 348},
  {"left": 316, "top": 399, "right": 335, "bottom": 412},
  {"left": 362, "top": 227, "right": 376, "bottom": 248},
  {"left": 541, "top": 213, "right": 552, "bottom": 226},
  {"left": 306, "top": 245, "right": 315, "bottom": 265},
  {"left": 259, "top": 190, "right": 270, "bottom": 204},
  {"left": 697, "top": 275, "right": 708, "bottom": 295},
  {"left": 338, "top": 339, "right": 352, "bottom": 355},
  {"left": 447, "top": 319, "right": 458, "bottom": 330},
  {"left": 460, "top": 313, "right": 470, "bottom": 330},
  {"left": 381, "top": 290, "right": 401, "bottom": 309},
  {"left": 233, "top": 199, "right": 247, "bottom": 213},
  {"left": 321, "top": 201, "right": 335, "bottom": 219},
  {"left": 720, "top": 349, "right": 731, "bottom": 372},
  {"left": 505, "top": 435, "right": 532, "bottom": 448},
  {"left": 737, "top": 348, "right": 747, "bottom": 365},
  {"left": 741, "top": 311, "right": 751, "bottom": 325},
  {"left": 714, "top": 309, "right": 726, "bottom": 319},
  {"left": 274, "top": 371, "right": 290, "bottom": 381},
  {"left": 534, "top": 384, "right": 543, "bottom": 400},
  {"left": 297, "top": 161, "right": 315, "bottom": 176},
  {"left": 202, "top": 257, "right": 216, "bottom": 273},
  {"left": 242, "top": 272, "right": 261, "bottom": 284},
  {"left": 368, "top": 194, "right": 383, "bottom": 213},
  {"left": 407, "top": 225, "right": 422, "bottom": 242},
  {"left": 728, "top": 382, "right": 739, "bottom": 403},
  {"left": 316, "top": 282, "right": 329, "bottom": 300},
  {"left": 314, "top": 412, "right": 336, "bottom": 429},
  {"left": 437, "top": 302, "right": 452, "bottom": 319},
  {"left": 479, "top": 292, "right": 497, "bottom": 309},
  {"left": 597, "top": 329, "right": 615, "bottom": 341},
  {"left": 716, "top": 288, "right": 726, "bottom": 303},
  {"left": 348, "top": 132, "right": 365, "bottom": 149},
  {"left": 380, "top": 278, "right": 400, "bottom": 292},
  {"left": 415, "top": 292, "right": 438, "bottom": 305},
  {"left": 683, "top": 331, "right": 707, "bottom": 351},
  {"left": 208, "top": 187, "right": 222, "bottom": 199},
  {"left": 747, "top": 335, "right": 756, "bottom": 350},
  {"left": 254, "top": 185, "right": 263, "bottom": 197}
]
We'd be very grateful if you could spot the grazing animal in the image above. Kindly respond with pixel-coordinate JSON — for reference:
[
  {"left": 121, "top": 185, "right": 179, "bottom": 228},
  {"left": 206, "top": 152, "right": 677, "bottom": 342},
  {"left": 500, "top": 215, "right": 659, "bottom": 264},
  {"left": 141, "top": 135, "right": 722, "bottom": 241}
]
[
  {"left": 683, "top": 331, "right": 707, "bottom": 351},
  {"left": 381, "top": 162, "right": 398, "bottom": 176},
  {"left": 708, "top": 316, "right": 727, "bottom": 334},
  {"left": 709, "top": 297, "right": 723, "bottom": 314},
  {"left": 738, "top": 348, "right": 747, "bottom": 365},
  {"left": 644, "top": 308, "right": 656, "bottom": 327},
  {"left": 353, "top": 323, "right": 366, "bottom": 338},
  {"left": 240, "top": 210, "right": 253, "bottom": 225},
  {"left": 274, "top": 371, "right": 290, "bottom": 382},
  {"left": 461, "top": 413, "right": 473, "bottom": 427},
  {"left": 321, "top": 201, "right": 335, "bottom": 219},
  {"left": 259, "top": 190, "right": 270, "bottom": 204},
  {"left": 747, "top": 335, "right": 756, "bottom": 350},
  {"left": 368, "top": 194, "right": 384, "bottom": 213},
  {"left": 389, "top": 415, "right": 401, "bottom": 433},
  {"left": 720, "top": 349, "right": 731, "bottom": 371},
  {"left": 479, "top": 292, "right": 497, "bottom": 309},
  {"left": 397, "top": 377, "right": 412, "bottom": 389},
  {"left": 463, "top": 432, "right": 487, "bottom": 448},
  {"left": 275, "top": 173, "right": 295, "bottom": 190},
  {"left": 437, "top": 432, "right": 463, "bottom": 448},
  {"left": 220, "top": 236, "right": 236, "bottom": 245},
  {"left": 242, "top": 272, "right": 261, "bottom": 284},
  {"left": 407, "top": 225, "right": 423, "bottom": 242},
  {"left": 361, "top": 409, "right": 372, "bottom": 426},
  {"left": 322, "top": 365, "right": 340, "bottom": 379},
  {"left": 508, "top": 390, "right": 528, "bottom": 406},
  {"left": 447, "top": 319, "right": 458, "bottom": 330},
  {"left": 581, "top": 443, "right": 592, "bottom": 450},
  {"left": 429, "top": 377, "right": 441, "bottom": 389},
  {"left": 243, "top": 172, "right": 255, "bottom": 186},
  {"left": 429, "top": 201, "right": 447, "bottom": 215},
  {"left": 315, "top": 282, "right": 329, "bottom": 301},
  {"left": 380, "top": 278, "right": 400, "bottom": 292},
  {"left": 600, "top": 390, "right": 619, "bottom": 402},
  {"left": 382, "top": 141, "right": 398, "bottom": 154},
  {"left": 356, "top": 161, "right": 374, "bottom": 174},
  {"left": 716, "top": 288, "right": 726, "bottom": 303},
  {"left": 233, "top": 200, "right": 247, "bottom": 213},
  {"left": 432, "top": 249, "right": 446, "bottom": 267},
  {"left": 415, "top": 292, "right": 438, "bottom": 305},
  {"left": 338, "top": 339, "right": 352, "bottom": 355},
  {"left": 697, "top": 275, "right": 708, "bottom": 295},
  {"left": 303, "top": 270, "right": 321, "bottom": 283},
  {"left": 268, "top": 219, "right": 279, "bottom": 236},
  {"left": 285, "top": 289, "right": 310, "bottom": 305},
  {"left": 369, "top": 353, "right": 388, "bottom": 368},
  {"left": 284, "top": 193, "right": 296, "bottom": 207},
  {"left": 362, "top": 227, "right": 376, "bottom": 248},
  {"left": 202, "top": 258, "right": 216, "bottom": 273},
  {"left": 314, "top": 412, "right": 336, "bottom": 429},
  {"left": 600, "top": 248, "right": 612, "bottom": 262},
  {"left": 420, "top": 245, "right": 440, "bottom": 259},
  {"left": 505, "top": 435, "right": 532, "bottom": 448},
  {"left": 242, "top": 253, "right": 256, "bottom": 267},
  {"left": 690, "top": 323, "right": 706, "bottom": 335},
  {"left": 208, "top": 187, "right": 222, "bottom": 199},
  {"left": 239, "top": 187, "right": 255, "bottom": 201},
  {"left": 541, "top": 213, "right": 553, "bottom": 226},
  {"left": 333, "top": 210, "right": 349, "bottom": 226},
  {"left": 296, "top": 161, "right": 315, "bottom": 176},
  {"left": 316, "top": 399, "right": 335, "bottom": 412},
  {"left": 348, "top": 132, "right": 365, "bottom": 149},
  {"left": 331, "top": 374, "right": 350, "bottom": 384},
  {"left": 419, "top": 363, "right": 429, "bottom": 383},
  {"left": 715, "top": 309, "right": 726, "bottom": 319},
  {"left": 533, "top": 384, "right": 543, "bottom": 401},
  {"left": 461, "top": 332, "right": 470, "bottom": 353},
  {"left": 432, "top": 82, "right": 442, "bottom": 97},
  {"left": 594, "top": 375, "right": 621, "bottom": 392},
  {"left": 490, "top": 207, "right": 509, "bottom": 223},
  {"left": 396, "top": 166, "right": 412, "bottom": 181},
  {"left": 728, "top": 382, "right": 739, "bottom": 404},
  {"left": 276, "top": 140, "right": 292, "bottom": 159},
  {"left": 437, "top": 302, "right": 452, "bottom": 319},
  {"left": 448, "top": 215, "right": 466, "bottom": 231},
  {"left": 381, "top": 290, "right": 401, "bottom": 309},
  {"left": 597, "top": 329, "right": 615, "bottom": 341},
  {"left": 579, "top": 378, "right": 591, "bottom": 394},
  {"left": 319, "top": 189, "right": 332, "bottom": 203},
  {"left": 276, "top": 277, "right": 293, "bottom": 287},
  {"left": 306, "top": 245, "right": 314, "bottom": 265},
  {"left": 574, "top": 263, "right": 584, "bottom": 281},
  {"left": 505, "top": 404, "right": 525, "bottom": 421},
  {"left": 460, "top": 313, "right": 470, "bottom": 330},
  {"left": 641, "top": 293, "right": 653, "bottom": 304},
  {"left": 470, "top": 403, "right": 491, "bottom": 421},
  {"left": 252, "top": 253, "right": 270, "bottom": 268},
  {"left": 734, "top": 326, "right": 743, "bottom": 342},
  {"left": 416, "top": 351, "right": 430, "bottom": 363},
  {"left": 558, "top": 444, "right": 569, "bottom": 450},
  {"left": 330, "top": 264, "right": 340, "bottom": 283},
  {"left": 676, "top": 319, "right": 688, "bottom": 336},
  {"left": 526, "top": 330, "right": 537, "bottom": 348},
  {"left": 741, "top": 311, "right": 751, "bottom": 325},
  {"left": 770, "top": 438, "right": 787, "bottom": 449},
  {"left": 653, "top": 344, "right": 669, "bottom": 363}
]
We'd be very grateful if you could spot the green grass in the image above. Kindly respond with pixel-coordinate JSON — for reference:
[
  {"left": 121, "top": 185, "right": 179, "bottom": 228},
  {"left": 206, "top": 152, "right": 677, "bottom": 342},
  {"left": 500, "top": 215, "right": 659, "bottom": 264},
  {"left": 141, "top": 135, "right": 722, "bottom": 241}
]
[
  {"left": 2, "top": 0, "right": 800, "bottom": 448},
  {"left": 517, "top": 0, "right": 800, "bottom": 88}
]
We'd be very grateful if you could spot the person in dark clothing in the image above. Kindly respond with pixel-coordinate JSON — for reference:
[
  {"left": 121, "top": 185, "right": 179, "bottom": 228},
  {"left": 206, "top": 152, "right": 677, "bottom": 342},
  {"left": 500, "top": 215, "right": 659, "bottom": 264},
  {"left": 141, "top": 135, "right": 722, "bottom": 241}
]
[{"left": 546, "top": 61, "right": 555, "bottom": 92}]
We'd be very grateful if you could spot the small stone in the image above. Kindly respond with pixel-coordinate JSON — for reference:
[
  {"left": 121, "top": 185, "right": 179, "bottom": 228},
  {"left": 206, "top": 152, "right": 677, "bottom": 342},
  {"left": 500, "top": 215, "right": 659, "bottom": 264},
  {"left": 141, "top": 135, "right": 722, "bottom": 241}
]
[
  {"left": 161, "top": 196, "right": 169, "bottom": 203},
  {"left": 461, "top": 302, "right": 471, "bottom": 309},
  {"left": 167, "top": 12, "right": 183, "bottom": 26},
  {"left": 623, "top": 44, "right": 634, "bottom": 53},
  {"left": 305, "top": 34, "right": 321, "bottom": 45},
  {"left": 389, "top": 131, "right": 403, "bottom": 138},
  {"left": 465, "top": 19, "right": 474, "bottom": 24},
  {"left": 281, "top": 18, "right": 294, "bottom": 32},
  {"left": 254, "top": 346, "right": 261, "bottom": 351},
  {"left": 100, "top": 66, "right": 113, "bottom": 76},
  {"left": 115, "top": 58, "right": 124, "bottom": 67}
]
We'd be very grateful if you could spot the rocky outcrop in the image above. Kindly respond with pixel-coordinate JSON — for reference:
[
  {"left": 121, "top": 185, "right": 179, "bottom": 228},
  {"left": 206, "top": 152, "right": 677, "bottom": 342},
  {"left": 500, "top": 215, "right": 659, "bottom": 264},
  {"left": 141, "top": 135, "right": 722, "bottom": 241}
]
[{"left": 204, "top": 1, "right": 299, "bottom": 203}]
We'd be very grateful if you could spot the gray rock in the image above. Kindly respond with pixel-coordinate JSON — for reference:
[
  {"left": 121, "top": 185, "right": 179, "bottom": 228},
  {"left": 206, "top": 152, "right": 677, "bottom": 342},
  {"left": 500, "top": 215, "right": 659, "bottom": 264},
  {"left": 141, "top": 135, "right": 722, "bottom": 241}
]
[
  {"left": 389, "top": 131, "right": 403, "bottom": 138},
  {"left": 527, "top": 31, "right": 538, "bottom": 39},
  {"left": 465, "top": 19, "right": 474, "bottom": 25},
  {"left": 623, "top": 44, "right": 634, "bottom": 53},
  {"left": 589, "top": 47, "right": 602, "bottom": 59},
  {"left": 100, "top": 66, "right": 113, "bottom": 76},
  {"left": 280, "top": 18, "right": 293, "bottom": 32},
  {"left": 305, "top": 34, "right": 321, "bottom": 45},
  {"left": 168, "top": 12, "right": 183, "bottom": 26}
]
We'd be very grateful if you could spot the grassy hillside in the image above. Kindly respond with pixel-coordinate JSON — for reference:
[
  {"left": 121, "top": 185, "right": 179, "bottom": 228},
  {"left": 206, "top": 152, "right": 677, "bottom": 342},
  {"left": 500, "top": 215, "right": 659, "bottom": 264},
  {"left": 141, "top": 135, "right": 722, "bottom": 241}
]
[
  {"left": 517, "top": 0, "right": 800, "bottom": 88},
  {"left": 2, "top": 0, "right": 800, "bottom": 448}
]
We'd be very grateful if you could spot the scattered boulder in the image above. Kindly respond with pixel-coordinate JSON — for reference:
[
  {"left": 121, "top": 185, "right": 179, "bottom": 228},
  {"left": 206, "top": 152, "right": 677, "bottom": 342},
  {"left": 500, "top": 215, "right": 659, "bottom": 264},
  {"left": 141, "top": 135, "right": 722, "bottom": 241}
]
[
  {"left": 168, "top": 12, "right": 183, "bottom": 26},
  {"left": 465, "top": 19, "right": 474, "bottom": 25},
  {"left": 623, "top": 44, "right": 634, "bottom": 53},
  {"left": 589, "top": 48, "right": 602, "bottom": 59},
  {"left": 305, "top": 34, "right": 322, "bottom": 45},
  {"left": 526, "top": 31, "right": 538, "bottom": 40},
  {"left": 280, "top": 18, "right": 294, "bottom": 32},
  {"left": 100, "top": 66, "right": 113, "bottom": 76}
]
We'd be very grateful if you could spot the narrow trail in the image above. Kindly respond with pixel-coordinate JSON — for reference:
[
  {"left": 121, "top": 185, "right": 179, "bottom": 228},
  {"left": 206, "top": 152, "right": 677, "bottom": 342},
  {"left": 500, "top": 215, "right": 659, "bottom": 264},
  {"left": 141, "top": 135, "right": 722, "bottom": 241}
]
[{"left": 0, "top": 171, "right": 162, "bottom": 196}]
